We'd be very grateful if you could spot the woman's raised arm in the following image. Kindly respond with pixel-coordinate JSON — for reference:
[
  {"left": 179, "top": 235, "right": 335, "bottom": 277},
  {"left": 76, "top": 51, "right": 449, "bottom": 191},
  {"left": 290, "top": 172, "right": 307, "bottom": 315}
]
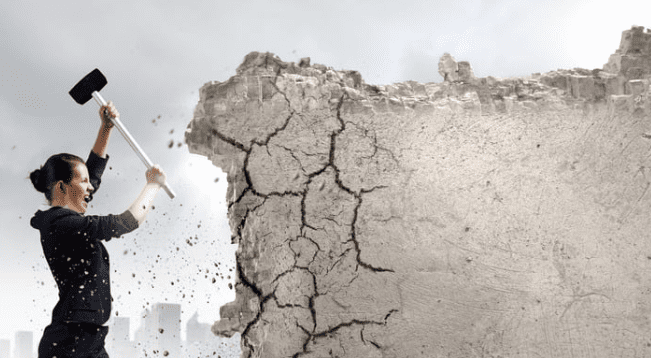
[
  {"left": 128, "top": 165, "right": 167, "bottom": 225},
  {"left": 91, "top": 101, "right": 117, "bottom": 158}
]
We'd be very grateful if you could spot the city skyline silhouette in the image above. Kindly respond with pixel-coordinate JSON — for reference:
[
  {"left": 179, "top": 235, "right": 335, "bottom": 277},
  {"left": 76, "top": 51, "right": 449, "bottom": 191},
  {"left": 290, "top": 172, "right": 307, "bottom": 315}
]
[{"left": 0, "top": 302, "right": 240, "bottom": 358}]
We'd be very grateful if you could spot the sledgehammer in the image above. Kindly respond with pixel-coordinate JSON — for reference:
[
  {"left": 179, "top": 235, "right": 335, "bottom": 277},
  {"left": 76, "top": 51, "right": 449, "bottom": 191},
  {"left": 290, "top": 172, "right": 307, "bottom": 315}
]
[{"left": 69, "top": 69, "right": 176, "bottom": 199}]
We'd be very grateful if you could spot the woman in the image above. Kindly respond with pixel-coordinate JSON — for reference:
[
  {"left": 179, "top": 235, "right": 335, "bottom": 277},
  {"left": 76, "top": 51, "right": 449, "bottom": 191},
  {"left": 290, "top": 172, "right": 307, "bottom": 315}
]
[{"left": 29, "top": 102, "right": 166, "bottom": 358}]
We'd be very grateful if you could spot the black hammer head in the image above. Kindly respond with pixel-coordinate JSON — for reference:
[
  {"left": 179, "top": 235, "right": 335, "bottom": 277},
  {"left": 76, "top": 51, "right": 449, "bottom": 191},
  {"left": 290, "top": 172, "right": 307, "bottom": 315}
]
[{"left": 69, "top": 68, "right": 107, "bottom": 105}]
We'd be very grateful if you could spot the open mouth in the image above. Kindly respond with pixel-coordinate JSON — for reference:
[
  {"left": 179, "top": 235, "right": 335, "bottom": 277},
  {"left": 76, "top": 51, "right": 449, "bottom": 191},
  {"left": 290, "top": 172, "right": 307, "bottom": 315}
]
[{"left": 84, "top": 195, "right": 91, "bottom": 203}]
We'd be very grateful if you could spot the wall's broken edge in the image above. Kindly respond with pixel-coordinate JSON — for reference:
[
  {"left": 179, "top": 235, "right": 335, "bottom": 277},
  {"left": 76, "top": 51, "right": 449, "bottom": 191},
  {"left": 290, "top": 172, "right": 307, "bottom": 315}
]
[{"left": 184, "top": 25, "right": 651, "bottom": 358}]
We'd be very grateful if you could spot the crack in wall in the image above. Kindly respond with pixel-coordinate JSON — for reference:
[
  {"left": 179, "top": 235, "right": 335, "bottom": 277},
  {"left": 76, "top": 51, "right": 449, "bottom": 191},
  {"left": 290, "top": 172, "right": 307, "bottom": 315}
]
[
  {"left": 252, "top": 111, "right": 294, "bottom": 148},
  {"left": 218, "top": 67, "right": 329, "bottom": 356},
  {"left": 186, "top": 47, "right": 651, "bottom": 357},
  {"left": 228, "top": 85, "right": 398, "bottom": 356},
  {"left": 293, "top": 308, "right": 398, "bottom": 357},
  {"left": 189, "top": 55, "right": 408, "bottom": 356},
  {"left": 240, "top": 293, "right": 273, "bottom": 358},
  {"left": 281, "top": 94, "right": 398, "bottom": 357},
  {"left": 209, "top": 128, "right": 248, "bottom": 152}
]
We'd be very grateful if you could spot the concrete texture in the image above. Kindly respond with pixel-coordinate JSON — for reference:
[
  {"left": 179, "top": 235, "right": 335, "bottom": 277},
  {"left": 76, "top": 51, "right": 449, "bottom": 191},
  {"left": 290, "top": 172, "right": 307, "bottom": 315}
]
[{"left": 185, "top": 26, "right": 651, "bottom": 357}]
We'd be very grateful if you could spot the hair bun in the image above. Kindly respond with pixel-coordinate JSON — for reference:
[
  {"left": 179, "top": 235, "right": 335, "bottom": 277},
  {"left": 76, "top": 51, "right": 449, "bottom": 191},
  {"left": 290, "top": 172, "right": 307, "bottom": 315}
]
[{"left": 30, "top": 168, "right": 47, "bottom": 193}]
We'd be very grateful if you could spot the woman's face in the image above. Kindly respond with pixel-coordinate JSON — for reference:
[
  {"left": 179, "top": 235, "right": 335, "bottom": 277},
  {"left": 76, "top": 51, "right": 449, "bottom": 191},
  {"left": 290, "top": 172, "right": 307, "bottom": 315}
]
[{"left": 63, "top": 162, "right": 94, "bottom": 214}]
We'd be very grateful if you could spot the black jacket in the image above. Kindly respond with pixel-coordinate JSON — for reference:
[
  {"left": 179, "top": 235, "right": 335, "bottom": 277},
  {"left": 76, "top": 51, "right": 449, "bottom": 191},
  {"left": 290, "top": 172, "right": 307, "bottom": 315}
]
[{"left": 30, "top": 151, "right": 138, "bottom": 325}]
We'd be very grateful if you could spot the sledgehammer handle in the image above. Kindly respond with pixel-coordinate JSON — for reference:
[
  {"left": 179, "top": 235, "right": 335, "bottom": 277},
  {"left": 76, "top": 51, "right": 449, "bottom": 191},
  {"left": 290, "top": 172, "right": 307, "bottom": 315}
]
[{"left": 92, "top": 92, "right": 176, "bottom": 199}]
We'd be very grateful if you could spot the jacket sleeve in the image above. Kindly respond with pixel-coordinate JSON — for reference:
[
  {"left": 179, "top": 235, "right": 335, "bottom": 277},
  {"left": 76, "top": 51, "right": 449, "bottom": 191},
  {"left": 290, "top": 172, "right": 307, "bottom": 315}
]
[
  {"left": 51, "top": 210, "right": 139, "bottom": 242},
  {"left": 86, "top": 151, "right": 109, "bottom": 202}
]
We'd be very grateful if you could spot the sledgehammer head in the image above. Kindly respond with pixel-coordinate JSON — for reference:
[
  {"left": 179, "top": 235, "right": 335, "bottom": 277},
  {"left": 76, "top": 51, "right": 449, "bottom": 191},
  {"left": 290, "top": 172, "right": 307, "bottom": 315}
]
[{"left": 69, "top": 69, "right": 107, "bottom": 105}]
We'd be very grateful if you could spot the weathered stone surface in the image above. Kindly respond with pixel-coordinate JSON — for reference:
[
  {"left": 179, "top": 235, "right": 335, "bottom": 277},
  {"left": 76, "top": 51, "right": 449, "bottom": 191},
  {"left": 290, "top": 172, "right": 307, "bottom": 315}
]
[
  {"left": 438, "top": 53, "right": 459, "bottom": 82},
  {"left": 457, "top": 61, "right": 477, "bottom": 84},
  {"left": 187, "top": 27, "right": 651, "bottom": 358},
  {"left": 620, "top": 25, "right": 651, "bottom": 55},
  {"left": 627, "top": 79, "right": 649, "bottom": 97},
  {"left": 604, "top": 25, "right": 651, "bottom": 79},
  {"left": 212, "top": 283, "right": 259, "bottom": 338}
]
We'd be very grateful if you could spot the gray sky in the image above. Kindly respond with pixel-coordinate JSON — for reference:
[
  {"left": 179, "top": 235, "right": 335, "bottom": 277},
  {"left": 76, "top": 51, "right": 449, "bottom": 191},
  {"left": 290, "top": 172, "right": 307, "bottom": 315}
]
[{"left": 1, "top": 0, "right": 649, "bottom": 348}]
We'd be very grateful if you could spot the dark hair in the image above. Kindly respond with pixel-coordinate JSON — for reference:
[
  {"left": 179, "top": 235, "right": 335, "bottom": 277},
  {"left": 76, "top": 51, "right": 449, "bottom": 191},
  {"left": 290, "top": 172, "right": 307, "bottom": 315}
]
[{"left": 30, "top": 153, "right": 85, "bottom": 203}]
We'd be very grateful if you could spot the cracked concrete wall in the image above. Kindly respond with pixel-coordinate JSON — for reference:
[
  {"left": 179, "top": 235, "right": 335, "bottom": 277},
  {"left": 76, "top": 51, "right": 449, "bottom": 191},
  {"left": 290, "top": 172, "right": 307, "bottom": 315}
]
[
  {"left": 604, "top": 25, "right": 651, "bottom": 78},
  {"left": 185, "top": 39, "right": 651, "bottom": 357}
]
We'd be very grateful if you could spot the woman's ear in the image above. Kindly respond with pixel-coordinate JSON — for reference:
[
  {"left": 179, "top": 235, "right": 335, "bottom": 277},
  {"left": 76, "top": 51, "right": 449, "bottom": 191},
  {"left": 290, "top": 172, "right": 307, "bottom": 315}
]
[{"left": 57, "top": 181, "right": 66, "bottom": 194}]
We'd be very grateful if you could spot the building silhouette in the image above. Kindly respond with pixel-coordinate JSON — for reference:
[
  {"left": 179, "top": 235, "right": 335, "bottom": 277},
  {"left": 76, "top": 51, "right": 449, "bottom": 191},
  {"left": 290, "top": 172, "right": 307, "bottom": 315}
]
[
  {"left": 0, "top": 340, "right": 9, "bottom": 358},
  {"left": 185, "top": 311, "right": 229, "bottom": 357},
  {"left": 98, "top": 303, "right": 239, "bottom": 357},
  {"left": 14, "top": 332, "right": 32, "bottom": 358},
  {"left": 187, "top": 311, "right": 211, "bottom": 343},
  {"left": 133, "top": 308, "right": 152, "bottom": 349},
  {"left": 107, "top": 317, "right": 136, "bottom": 358},
  {"left": 150, "top": 303, "right": 181, "bottom": 358}
]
